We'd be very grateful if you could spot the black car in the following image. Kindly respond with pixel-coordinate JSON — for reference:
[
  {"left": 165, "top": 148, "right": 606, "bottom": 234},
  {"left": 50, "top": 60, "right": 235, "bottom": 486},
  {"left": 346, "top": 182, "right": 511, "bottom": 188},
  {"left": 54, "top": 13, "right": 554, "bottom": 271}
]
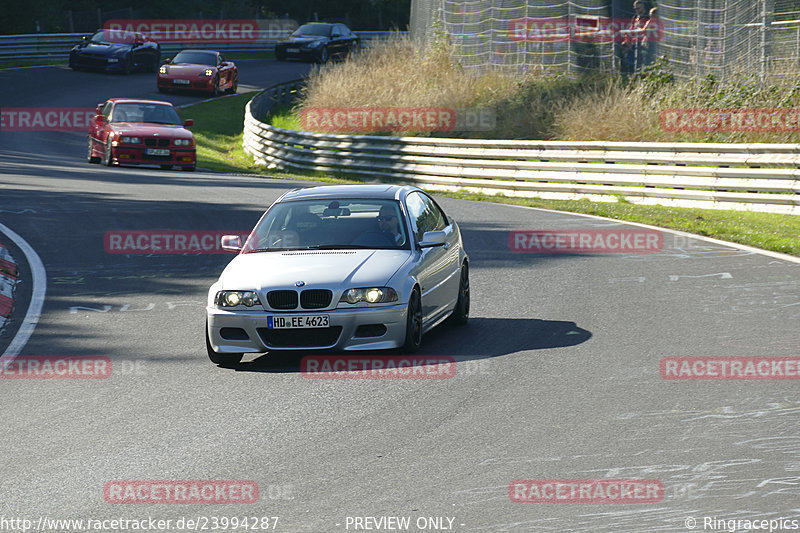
[
  {"left": 69, "top": 30, "right": 161, "bottom": 74},
  {"left": 274, "top": 22, "right": 360, "bottom": 63}
]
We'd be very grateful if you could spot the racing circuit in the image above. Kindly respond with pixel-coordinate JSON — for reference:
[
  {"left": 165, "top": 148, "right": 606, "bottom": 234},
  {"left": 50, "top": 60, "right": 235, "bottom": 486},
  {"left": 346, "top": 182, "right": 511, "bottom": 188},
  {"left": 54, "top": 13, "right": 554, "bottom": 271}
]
[{"left": 0, "top": 60, "right": 799, "bottom": 532}]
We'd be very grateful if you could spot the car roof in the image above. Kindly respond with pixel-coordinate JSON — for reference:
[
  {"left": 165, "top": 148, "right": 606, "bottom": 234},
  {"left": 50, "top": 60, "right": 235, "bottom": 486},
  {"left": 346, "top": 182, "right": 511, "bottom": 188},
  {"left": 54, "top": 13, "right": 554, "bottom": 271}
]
[
  {"left": 175, "top": 49, "right": 219, "bottom": 55},
  {"left": 280, "top": 184, "right": 421, "bottom": 202},
  {"left": 108, "top": 98, "right": 174, "bottom": 106}
]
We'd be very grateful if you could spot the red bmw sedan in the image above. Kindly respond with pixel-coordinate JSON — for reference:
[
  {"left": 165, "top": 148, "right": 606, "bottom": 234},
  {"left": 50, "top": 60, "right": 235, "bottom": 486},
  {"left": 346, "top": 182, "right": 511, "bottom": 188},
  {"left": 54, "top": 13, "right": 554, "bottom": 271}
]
[{"left": 87, "top": 99, "right": 196, "bottom": 171}]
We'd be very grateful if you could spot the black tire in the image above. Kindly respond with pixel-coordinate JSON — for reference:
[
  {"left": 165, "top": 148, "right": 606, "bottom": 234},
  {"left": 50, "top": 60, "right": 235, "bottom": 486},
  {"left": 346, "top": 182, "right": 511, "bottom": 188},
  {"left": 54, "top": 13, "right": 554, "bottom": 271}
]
[
  {"left": 401, "top": 288, "right": 423, "bottom": 354},
  {"left": 226, "top": 74, "right": 238, "bottom": 94},
  {"left": 87, "top": 138, "right": 100, "bottom": 164},
  {"left": 275, "top": 49, "right": 286, "bottom": 61},
  {"left": 157, "top": 86, "right": 168, "bottom": 93},
  {"left": 212, "top": 75, "right": 221, "bottom": 96},
  {"left": 160, "top": 164, "right": 172, "bottom": 170},
  {"left": 103, "top": 140, "right": 114, "bottom": 166},
  {"left": 121, "top": 55, "right": 133, "bottom": 75},
  {"left": 206, "top": 321, "right": 243, "bottom": 367},
  {"left": 317, "top": 46, "right": 329, "bottom": 63},
  {"left": 448, "top": 263, "right": 470, "bottom": 326},
  {"left": 182, "top": 165, "right": 196, "bottom": 171}
]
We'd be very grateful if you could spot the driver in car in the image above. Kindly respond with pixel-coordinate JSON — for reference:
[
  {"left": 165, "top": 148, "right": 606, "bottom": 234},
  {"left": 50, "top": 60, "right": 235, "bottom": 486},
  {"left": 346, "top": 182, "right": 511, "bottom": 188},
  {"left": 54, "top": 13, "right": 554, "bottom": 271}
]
[{"left": 377, "top": 205, "right": 404, "bottom": 246}]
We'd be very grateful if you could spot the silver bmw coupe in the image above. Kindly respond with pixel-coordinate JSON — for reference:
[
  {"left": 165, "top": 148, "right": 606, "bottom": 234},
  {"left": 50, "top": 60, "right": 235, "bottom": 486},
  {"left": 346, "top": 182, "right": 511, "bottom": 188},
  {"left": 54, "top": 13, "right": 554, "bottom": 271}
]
[{"left": 205, "top": 184, "right": 470, "bottom": 366}]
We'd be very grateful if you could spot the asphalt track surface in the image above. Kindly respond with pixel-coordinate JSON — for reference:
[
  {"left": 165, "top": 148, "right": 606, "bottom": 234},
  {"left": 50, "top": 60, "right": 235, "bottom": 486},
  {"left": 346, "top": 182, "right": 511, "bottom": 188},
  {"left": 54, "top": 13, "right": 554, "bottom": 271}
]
[{"left": 1, "top": 61, "right": 799, "bottom": 533}]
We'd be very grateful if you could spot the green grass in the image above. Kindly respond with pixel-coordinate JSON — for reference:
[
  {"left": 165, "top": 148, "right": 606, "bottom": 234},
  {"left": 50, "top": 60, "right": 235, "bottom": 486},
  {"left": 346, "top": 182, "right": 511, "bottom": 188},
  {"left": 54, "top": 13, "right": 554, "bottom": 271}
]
[
  {"left": 180, "top": 93, "right": 800, "bottom": 257},
  {"left": 0, "top": 58, "right": 64, "bottom": 69}
]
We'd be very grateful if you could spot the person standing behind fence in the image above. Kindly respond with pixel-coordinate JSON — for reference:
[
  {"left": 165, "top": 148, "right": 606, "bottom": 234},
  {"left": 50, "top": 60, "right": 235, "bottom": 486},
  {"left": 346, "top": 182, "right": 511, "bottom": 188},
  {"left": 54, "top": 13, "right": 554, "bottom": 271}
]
[
  {"left": 642, "top": 7, "right": 660, "bottom": 67},
  {"left": 621, "top": 0, "right": 650, "bottom": 73}
]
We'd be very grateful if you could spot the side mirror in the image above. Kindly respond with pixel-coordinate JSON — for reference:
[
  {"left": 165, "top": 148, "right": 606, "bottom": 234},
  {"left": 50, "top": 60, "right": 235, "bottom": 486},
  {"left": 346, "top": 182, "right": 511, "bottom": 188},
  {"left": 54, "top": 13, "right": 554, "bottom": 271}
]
[
  {"left": 419, "top": 230, "right": 447, "bottom": 248},
  {"left": 164, "top": 58, "right": 172, "bottom": 64},
  {"left": 220, "top": 235, "right": 243, "bottom": 252},
  {"left": 95, "top": 104, "right": 104, "bottom": 114},
  {"left": 183, "top": 119, "right": 194, "bottom": 127}
]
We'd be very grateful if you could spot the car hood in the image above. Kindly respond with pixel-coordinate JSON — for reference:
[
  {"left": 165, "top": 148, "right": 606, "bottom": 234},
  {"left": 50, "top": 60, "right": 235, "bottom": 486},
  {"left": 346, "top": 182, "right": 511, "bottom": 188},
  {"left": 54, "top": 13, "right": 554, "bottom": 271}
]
[
  {"left": 282, "top": 36, "right": 327, "bottom": 45},
  {"left": 164, "top": 64, "right": 214, "bottom": 76},
  {"left": 219, "top": 249, "right": 412, "bottom": 290},
  {"left": 111, "top": 123, "right": 192, "bottom": 138},
  {"left": 73, "top": 42, "right": 129, "bottom": 55}
]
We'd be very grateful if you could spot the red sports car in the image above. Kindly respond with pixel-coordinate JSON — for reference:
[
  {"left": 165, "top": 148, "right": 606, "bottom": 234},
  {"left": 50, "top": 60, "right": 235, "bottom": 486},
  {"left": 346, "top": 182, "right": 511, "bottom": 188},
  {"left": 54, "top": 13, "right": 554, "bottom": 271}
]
[
  {"left": 157, "top": 50, "right": 238, "bottom": 96},
  {"left": 87, "top": 99, "right": 196, "bottom": 171}
]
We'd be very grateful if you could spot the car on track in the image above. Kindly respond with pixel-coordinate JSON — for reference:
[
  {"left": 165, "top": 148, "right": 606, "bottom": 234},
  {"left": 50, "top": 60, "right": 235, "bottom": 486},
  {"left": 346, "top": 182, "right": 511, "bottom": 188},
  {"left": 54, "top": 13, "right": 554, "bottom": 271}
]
[
  {"left": 157, "top": 50, "right": 238, "bottom": 95},
  {"left": 87, "top": 98, "right": 196, "bottom": 171},
  {"left": 274, "top": 22, "right": 360, "bottom": 63},
  {"left": 69, "top": 30, "right": 160, "bottom": 73},
  {"left": 205, "top": 184, "right": 470, "bottom": 366}
]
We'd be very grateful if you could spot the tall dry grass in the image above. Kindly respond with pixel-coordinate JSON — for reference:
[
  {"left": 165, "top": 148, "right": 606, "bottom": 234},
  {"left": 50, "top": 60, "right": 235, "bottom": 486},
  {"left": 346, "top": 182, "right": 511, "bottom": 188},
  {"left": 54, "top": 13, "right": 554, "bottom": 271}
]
[{"left": 295, "top": 36, "right": 800, "bottom": 142}]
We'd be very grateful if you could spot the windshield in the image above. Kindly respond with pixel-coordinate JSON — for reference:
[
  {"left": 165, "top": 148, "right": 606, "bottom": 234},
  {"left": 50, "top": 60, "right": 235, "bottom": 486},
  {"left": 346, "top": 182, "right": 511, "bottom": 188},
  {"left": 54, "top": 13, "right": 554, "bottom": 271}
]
[
  {"left": 243, "top": 199, "right": 408, "bottom": 252},
  {"left": 90, "top": 30, "right": 135, "bottom": 44},
  {"left": 172, "top": 51, "right": 217, "bottom": 66},
  {"left": 291, "top": 24, "right": 332, "bottom": 37},
  {"left": 111, "top": 103, "right": 182, "bottom": 125}
]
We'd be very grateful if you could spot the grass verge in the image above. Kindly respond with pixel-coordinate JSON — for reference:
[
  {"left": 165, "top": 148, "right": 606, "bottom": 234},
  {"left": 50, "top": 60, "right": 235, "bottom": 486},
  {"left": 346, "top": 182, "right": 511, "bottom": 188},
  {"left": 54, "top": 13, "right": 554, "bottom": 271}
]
[{"left": 181, "top": 92, "right": 800, "bottom": 257}]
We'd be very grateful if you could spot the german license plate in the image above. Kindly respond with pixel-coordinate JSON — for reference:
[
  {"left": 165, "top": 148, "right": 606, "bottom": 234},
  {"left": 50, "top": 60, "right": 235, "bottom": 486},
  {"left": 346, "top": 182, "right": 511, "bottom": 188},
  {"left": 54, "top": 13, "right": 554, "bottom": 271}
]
[
  {"left": 286, "top": 48, "right": 299, "bottom": 53},
  {"left": 268, "top": 315, "right": 329, "bottom": 329},
  {"left": 173, "top": 79, "right": 191, "bottom": 85},
  {"left": 146, "top": 148, "right": 170, "bottom": 156}
]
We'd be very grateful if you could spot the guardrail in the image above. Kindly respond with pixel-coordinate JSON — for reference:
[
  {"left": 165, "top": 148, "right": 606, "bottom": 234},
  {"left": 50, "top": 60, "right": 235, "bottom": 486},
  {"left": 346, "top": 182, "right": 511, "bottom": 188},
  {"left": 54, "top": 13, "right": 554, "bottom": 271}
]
[
  {"left": 243, "top": 80, "right": 800, "bottom": 215},
  {"left": 0, "top": 31, "right": 397, "bottom": 61}
]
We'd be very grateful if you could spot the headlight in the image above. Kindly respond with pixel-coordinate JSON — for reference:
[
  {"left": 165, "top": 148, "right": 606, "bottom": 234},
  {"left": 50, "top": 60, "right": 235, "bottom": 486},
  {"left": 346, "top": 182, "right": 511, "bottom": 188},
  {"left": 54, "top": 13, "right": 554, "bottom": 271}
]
[
  {"left": 120, "top": 136, "right": 140, "bottom": 144},
  {"left": 174, "top": 138, "right": 193, "bottom": 146},
  {"left": 340, "top": 287, "right": 398, "bottom": 304},
  {"left": 215, "top": 291, "right": 261, "bottom": 308},
  {"left": 203, "top": 69, "right": 214, "bottom": 76},
  {"left": 307, "top": 40, "right": 324, "bottom": 49},
  {"left": 159, "top": 66, "right": 167, "bottom": 74}
]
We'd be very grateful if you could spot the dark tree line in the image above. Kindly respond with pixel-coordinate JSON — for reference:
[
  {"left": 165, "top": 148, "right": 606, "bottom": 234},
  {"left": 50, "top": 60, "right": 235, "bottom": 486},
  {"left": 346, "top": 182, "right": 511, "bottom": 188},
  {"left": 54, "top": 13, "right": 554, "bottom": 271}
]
[{"left": 0, "top": 0, "right": 411, "bottom": 34}]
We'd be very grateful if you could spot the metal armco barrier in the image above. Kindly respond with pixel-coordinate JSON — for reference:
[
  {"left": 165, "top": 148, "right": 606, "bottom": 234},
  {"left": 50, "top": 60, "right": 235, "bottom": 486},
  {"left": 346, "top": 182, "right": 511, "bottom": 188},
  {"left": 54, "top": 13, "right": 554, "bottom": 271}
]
[
  {"left": 243, "top": 81, "right": 800, "bottom": 215},
  {"left": 0, "top": 31, "right": 396, "bottom": 61}
]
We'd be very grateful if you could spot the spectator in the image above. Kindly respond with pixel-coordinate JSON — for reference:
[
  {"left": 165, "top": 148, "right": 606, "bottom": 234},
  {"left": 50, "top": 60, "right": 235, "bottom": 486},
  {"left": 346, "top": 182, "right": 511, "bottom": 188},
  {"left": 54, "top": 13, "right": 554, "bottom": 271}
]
[{"left": 621, "top": 0, "right": 650, "bottom": 73}]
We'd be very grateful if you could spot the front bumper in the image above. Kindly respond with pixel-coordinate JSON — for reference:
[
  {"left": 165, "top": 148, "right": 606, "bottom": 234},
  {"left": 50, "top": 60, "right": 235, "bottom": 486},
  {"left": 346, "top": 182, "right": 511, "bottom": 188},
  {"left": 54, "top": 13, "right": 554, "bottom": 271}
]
[
  {"left": 111, "top": 146, "right": 195, "bottom": 167},
  {"left": 207, "top": 303, "right": 408, "bottom": 353},
  {"left": 158, "top": 76, "right": 215, "bottom": 92},
  {"left": 70, "top": 53, "right": 126, "bottom": 71}
]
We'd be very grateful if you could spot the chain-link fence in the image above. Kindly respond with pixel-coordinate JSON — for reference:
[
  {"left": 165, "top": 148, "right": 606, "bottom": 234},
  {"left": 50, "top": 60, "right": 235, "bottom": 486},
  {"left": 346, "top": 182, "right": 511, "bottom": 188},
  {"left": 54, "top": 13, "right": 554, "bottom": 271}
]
[{"left": 410, "top": 0, "right": 800, "bottom": 79}]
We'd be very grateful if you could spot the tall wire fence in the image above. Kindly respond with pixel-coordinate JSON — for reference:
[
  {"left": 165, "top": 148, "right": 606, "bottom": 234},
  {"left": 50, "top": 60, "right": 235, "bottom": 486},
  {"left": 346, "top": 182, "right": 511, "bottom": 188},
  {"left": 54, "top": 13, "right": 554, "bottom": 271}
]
[{"left": 410, "top": 0, "right": 800, "bottom": 80}]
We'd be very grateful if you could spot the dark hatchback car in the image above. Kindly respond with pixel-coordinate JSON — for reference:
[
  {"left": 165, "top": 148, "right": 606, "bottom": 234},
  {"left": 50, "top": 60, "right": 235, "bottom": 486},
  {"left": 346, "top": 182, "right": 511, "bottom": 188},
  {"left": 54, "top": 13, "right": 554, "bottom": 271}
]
[
  {"left": 274, "top": 22, "right": 360, "bottom": 63},
  {"left": 69, "top": 30, "right": 161, "bottom": 74}
]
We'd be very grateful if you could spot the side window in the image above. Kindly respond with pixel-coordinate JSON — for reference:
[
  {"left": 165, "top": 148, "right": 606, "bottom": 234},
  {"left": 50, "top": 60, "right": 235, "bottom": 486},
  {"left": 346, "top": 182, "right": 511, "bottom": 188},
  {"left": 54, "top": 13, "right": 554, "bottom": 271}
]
[
  {"left": 405, "top": 192, "right": 427, "bottom": 243},
  {"left": 418, "top": 194, "right": 447, "bottom": 234}
]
